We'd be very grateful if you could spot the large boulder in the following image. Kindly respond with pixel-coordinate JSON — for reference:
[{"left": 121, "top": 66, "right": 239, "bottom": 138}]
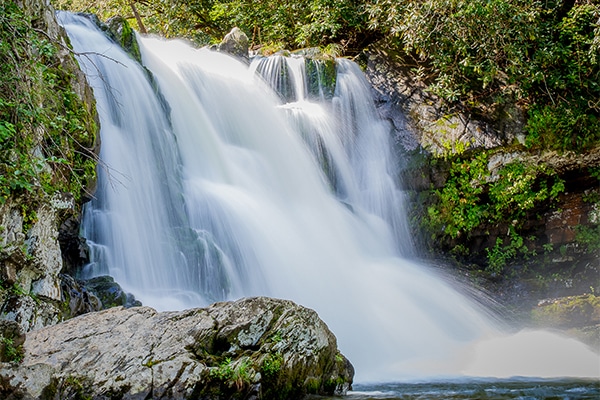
[
  {"left": 0, "top": 297, "right": 353, "bottom": 399},
  {"left": 218, "top": 27, "right": 249, "bottom": 61}
]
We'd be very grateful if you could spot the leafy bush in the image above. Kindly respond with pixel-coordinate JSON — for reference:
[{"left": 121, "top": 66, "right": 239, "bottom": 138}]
[{"left": 426, "top": 151, "right": 566, "bottom": 271}]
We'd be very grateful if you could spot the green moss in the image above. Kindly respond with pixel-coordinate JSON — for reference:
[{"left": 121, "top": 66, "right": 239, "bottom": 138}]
[
  {"left": 107, "top": 16, "right": 142, "bottom": 64},
  {"left": 532, "top": 294, "right": 600, "bottom": 329}
]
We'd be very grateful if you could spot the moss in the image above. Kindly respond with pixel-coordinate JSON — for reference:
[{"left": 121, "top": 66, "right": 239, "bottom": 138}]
[
  {"left": 305, "top": 57, "right": 337, "bottom": 100},
  {"left": 52, "top": 375, "right": 94, "bottom": 400},
  {"left": 532, "top": 294, "right": 600, "bottom": 329},
  {"left": 106, "top": 16, "right": 142, "bottom": 64}
]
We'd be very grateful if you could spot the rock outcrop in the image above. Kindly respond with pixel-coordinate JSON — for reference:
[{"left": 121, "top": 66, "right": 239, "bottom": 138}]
[
  {"left": 363, "top": 41, "right": 514, "bottom": 155},
  {"left": 0, "top": 297, "right": 354, "bottom": 399},
  {"left": 0, "top": 1, "right": 99, "bottom": 333},
  {"left": 0, "top": 194, "right": 78, "bottom": 332},
  {"left": 218, "top": 27, "right": 250, "bottom": 61},
  {"left": 363, "top": 39, "right": 600, "bottom": 337}
]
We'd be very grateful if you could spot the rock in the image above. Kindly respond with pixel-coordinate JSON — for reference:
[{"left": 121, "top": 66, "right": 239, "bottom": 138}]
[
  {"left": 531, "top": 294, "right": 600, "bottom": 350},
  {"left": 0, "top": 197, "right": 65, "bottom": 333},
  {"left": 0, "top": 297, "right": 353, "bottom": 399},
  {"left": 363, "top": 40, "right": 510, "bottom": 155},
  {"left": 533, "top": 294, "right": 600, "bottom": 329},
  {"left": 219, "top": 27, "right": 249, "bottom": 61},
  {"left": 59, "top": 274, "right": 102, "bottom": 318},
  {"left": 105, "top": 15, "right": 143, "bottom": 64},
  {"left": 84, "top": 275, "right": 141, "bottom": 309}
]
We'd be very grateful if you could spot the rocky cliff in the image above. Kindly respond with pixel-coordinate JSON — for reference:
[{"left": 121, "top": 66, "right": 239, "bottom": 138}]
[
  {"left": 0, "top": 297, "right": 354, "bottom": 399},
  {"left": 362, "top": 40, "right": 600, "bottom": 340},
  {"left": 0, "top": 0, "right": 99, "bottom": 334}
]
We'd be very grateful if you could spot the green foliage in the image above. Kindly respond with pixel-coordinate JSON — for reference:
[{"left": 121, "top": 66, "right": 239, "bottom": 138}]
[
  {"left": 426, "top": 151, "right": 566, "bottom": 270},
  {"left": 210, "top": 357, "right": 235, "bottom": 381},
  {"left": 210, "top": 356, "right": 253, "bottom": 389},
  {"left": 53, "top": 0, "right": 369, "bottom": 51},
  {"left": 485, "top": 228, "right": 531, "bottom": 275},
  {"left": 575, "top": 225, "right": 600, "bottom": 252},
  {"left": 261, "top": 353, "right": 283, "bottom": 379},
  {"left": 427, "top": 153, "right": 490, "bottom": 239},
  {"left": 0, "top": 337, "right": 24, "bottom": 363},
  {"left": 488, "top": 162, "right": 565, "bottom": 219},
  {"left": 0, "top": 2, "right": 97, "bottom": 206},
  {"left": 11, "top": 283, "right": 28, "bottom": 297},
  {"left": 366, "top": 0, "right": 599, "bottom": 151}
]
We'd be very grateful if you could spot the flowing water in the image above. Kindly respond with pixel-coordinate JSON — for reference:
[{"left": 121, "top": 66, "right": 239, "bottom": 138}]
[{"left": 58, "top": 12, "right": 599, "bottom": 386}]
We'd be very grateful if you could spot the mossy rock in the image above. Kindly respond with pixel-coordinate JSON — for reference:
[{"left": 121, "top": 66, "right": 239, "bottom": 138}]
[
  {"left": 0, "top": 319, "right": 24, "bottom": 363},
  {"left": 532, "top": 294, "right": 600, "bottom": 329},
  {"left": 305, "top": 57, "right": 337, "bottom": 100},
  {"left": 104, "top": 15, "right": 142, "bottom": 64}
]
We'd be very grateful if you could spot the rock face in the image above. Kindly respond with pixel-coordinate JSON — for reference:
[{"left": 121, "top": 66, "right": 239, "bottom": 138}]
[
  {"left": 363, "top": 39, "right": 600, "bottom": 338},
  {"left": 0, "top": 194, "right": 78, "bottom": 332},
  {"left": 0, "top": 297, "right": 354, "bottom": 399},
  {"left": 0, "top": 1, "right": 99, "bottom": 334},
  {"left": 363, "top": 41, "right": 513, "bottom": 155}
]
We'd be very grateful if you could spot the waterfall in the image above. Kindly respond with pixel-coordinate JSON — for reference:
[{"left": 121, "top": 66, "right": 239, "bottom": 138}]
[{"left": 58, "top": 13, "right": 599, "bottom": 382}]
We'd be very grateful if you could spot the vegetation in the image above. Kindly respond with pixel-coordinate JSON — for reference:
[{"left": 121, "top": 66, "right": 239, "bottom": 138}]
[
  {"left": 424, "top": 151, "right": 567, "bottom": 272},
  {"left": 51, "top": 0, "right": 598, "bottom": 153},
  {"left": 0, "top": 2, "right": 97, "bottom": 208},
  {"left": 0, "top": 336, "right": 24, "bottom": 363},
  {"left": 532, "top": 294, "right": 600, "bottom": 328},
  {"left": 209, "top": 357, "right": 253, "bottom": 389}
]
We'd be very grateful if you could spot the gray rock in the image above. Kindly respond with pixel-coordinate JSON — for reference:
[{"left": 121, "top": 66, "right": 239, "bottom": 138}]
[
  {"left": 0, "top": 297, "right": 353, "bottom": 399},
  {"left": 219, "top": 27, "right": 249, "bottom": 61}
]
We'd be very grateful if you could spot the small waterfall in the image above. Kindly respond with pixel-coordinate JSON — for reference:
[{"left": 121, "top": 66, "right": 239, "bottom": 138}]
[{"left": 58, "top": 13, "right": 599, "bottom": 382}]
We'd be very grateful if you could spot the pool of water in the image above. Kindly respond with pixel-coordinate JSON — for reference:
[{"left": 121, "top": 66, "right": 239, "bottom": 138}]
[{"left": 319, "top": 379, "right": 600, "bottom": 399}]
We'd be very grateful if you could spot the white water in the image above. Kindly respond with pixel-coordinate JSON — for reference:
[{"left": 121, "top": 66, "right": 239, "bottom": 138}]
[{"left": 58, "top": 13, "right": 599, "bottom": 382}]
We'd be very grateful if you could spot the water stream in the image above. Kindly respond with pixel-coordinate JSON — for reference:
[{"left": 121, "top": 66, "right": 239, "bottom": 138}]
[{"left": 58, "top": 13, "right": 599, "bottom": 383}]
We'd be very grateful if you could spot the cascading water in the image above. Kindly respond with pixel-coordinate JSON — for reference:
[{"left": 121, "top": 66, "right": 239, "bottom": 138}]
[{"left": 58, "top": 13, "right": 599, "bottom": 382}]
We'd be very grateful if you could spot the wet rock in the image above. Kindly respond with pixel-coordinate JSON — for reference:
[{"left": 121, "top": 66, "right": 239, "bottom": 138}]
[
  {"left": 84, "top": 275, "right": 141, "bottom": 309},
  {"left": 0, "top": 297, "right": 353, "bottom": 399},
  {"left": 105, "top": 15, "right": 142, "bottom": 64},
  {"left": 59, "top": 274, "right": 102, "bottom": 318}
]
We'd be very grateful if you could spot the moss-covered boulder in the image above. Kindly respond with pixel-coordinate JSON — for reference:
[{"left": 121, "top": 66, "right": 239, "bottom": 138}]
[
  {"left": 0, "top": 297, "right": 353, "bottom": 399},
  {"left": 532, "top": 294, "right": 600, "bottom": 330}
]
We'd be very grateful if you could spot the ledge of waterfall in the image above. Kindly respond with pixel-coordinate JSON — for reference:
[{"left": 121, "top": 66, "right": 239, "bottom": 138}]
[{"left": 0, "top": 297, "right": 354, "bottom": 399}]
